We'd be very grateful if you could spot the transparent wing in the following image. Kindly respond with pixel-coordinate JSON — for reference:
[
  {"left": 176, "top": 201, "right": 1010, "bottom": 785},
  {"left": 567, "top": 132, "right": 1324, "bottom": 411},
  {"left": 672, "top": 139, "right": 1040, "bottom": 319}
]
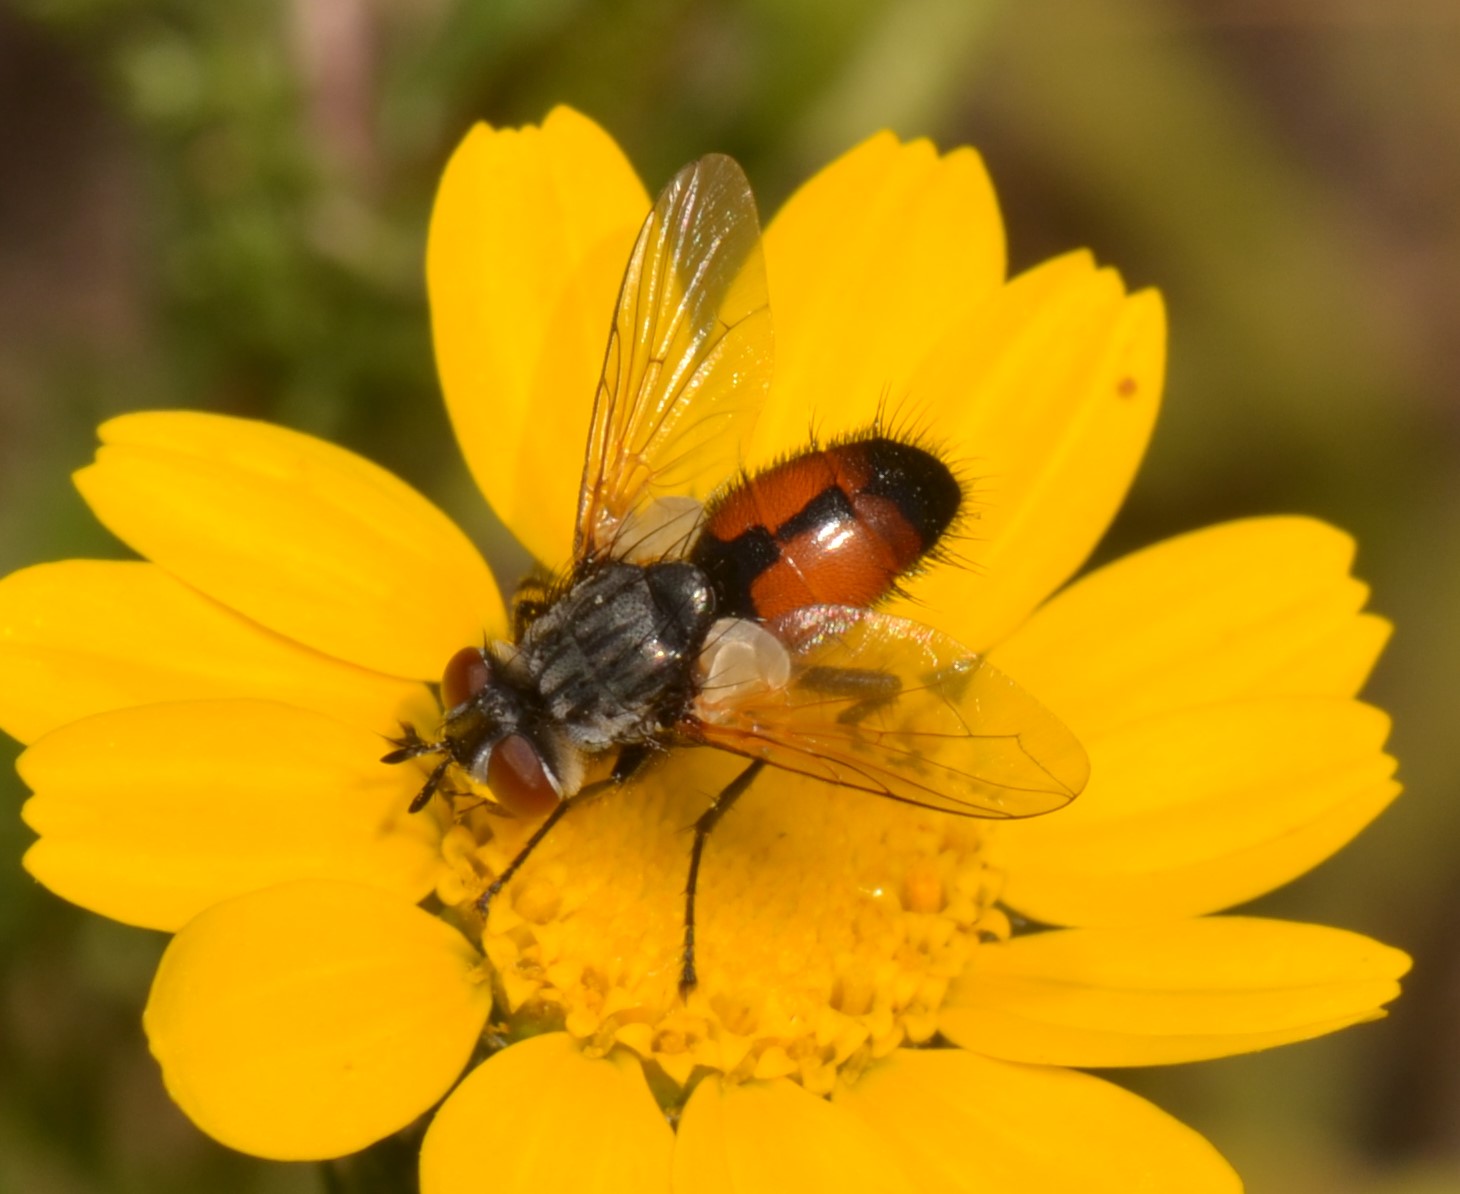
[
  {"left": 575, "top": 154, "right": 772, "bottom": 564},
  {"left": 693, "top": 607, "right": 1088, "bottom": 818}
]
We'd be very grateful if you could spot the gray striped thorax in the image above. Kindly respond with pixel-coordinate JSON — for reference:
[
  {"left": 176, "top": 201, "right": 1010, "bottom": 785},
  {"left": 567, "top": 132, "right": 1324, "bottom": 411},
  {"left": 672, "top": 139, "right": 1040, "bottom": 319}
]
[{"left": 514, "top": 561, "right": 716, "bottom": 754}]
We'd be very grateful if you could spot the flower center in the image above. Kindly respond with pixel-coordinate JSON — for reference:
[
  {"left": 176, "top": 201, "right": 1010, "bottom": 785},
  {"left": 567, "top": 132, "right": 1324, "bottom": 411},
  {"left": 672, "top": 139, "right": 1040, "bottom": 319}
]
[{"left": 434, "top": 750, "right": 1005, "bottom": 1098}]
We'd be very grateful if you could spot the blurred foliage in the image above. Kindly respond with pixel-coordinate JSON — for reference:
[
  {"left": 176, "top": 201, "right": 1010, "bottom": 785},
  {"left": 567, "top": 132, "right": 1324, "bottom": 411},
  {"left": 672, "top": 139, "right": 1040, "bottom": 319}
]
[{"left": 1, "top": 0, "right": 1457, "bottom": 1191}]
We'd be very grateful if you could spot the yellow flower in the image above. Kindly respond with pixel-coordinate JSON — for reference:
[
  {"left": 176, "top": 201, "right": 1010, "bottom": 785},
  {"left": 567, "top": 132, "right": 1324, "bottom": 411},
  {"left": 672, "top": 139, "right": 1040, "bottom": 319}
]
[{"left": 0, "top": 107, "right": 1407, "bottom": 1192}]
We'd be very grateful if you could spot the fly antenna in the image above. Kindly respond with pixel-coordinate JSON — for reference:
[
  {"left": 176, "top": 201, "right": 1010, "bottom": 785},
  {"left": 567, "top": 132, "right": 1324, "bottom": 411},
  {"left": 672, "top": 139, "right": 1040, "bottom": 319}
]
[{"left": 380, "top": 722, "right": 445, "bottom": 765}]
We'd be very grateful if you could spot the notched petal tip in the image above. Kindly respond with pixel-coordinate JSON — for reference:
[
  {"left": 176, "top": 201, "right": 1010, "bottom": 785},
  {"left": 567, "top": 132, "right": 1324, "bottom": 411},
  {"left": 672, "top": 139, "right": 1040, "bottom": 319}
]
[
  {"left": 993, "top": 515, "right": 1391, "bottom": 740},
  {"left": 996, "top": 696, "right": 1399, "bottom": 926},
  {"left": 753, "top": 128, "right": 1008, "bottom": 465},
  {"left": 894, "top": 253, "right": 1164, "bottom": 651}
]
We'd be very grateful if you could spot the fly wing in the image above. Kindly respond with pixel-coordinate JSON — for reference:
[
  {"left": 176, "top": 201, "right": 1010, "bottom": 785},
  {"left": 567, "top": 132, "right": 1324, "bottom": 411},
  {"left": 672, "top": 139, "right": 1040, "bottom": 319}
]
[
  {"left": 574, "top": 155, "right": 772, "bottom": 565},
  {"left": 693, "top": 607, "right": 1088, "bottom": 818}
]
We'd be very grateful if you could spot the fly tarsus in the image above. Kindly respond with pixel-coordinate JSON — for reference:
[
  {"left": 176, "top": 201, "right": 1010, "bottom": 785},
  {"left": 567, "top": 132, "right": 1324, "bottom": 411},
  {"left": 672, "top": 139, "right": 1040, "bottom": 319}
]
[
  {"left": 798, "top": 665, "right": 902, "bottom": 725},
  {"left": 407, "top": 755, "right": 454, "bottom": 814}
]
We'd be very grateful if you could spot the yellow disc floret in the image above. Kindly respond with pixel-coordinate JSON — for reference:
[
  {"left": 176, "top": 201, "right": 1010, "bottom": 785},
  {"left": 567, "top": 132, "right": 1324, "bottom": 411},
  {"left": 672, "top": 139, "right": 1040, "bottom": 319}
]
[{"left": 435, "top": 752, "right": 1004, "bottom": 1098}]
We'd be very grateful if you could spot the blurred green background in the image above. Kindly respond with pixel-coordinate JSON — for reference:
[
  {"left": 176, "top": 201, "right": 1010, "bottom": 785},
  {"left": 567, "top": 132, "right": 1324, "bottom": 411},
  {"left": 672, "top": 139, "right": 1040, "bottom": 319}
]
[{"left": 1, "top": 1, "right": 1457, "bottom": 1191}]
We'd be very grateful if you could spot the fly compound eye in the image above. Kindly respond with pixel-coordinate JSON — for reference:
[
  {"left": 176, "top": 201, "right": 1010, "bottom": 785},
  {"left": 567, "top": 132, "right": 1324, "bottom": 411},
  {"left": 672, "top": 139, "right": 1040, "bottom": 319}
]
[
  {"left": 487, "top": 733, "right": 561, "bottom": 820},
  {"left": 441, "top": 646, "right": 492, "bottom": 711}
]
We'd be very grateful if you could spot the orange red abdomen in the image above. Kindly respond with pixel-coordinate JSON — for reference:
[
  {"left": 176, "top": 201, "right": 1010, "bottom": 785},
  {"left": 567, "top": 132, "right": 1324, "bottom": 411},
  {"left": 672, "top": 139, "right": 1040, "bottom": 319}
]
[{"left": 692, "top": 436, "right": 961, "bottom": 621}]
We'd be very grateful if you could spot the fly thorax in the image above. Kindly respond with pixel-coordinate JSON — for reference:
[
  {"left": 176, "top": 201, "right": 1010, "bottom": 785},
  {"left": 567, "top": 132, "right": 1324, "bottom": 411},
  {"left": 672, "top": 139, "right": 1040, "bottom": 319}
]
[{"left": 517, "top": 561, "right": 716, "bottom": 752}]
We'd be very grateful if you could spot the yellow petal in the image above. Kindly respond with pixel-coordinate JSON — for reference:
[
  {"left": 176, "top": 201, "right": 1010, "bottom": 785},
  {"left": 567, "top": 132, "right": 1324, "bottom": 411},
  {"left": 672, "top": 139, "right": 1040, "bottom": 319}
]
[
  {"left": 428, "top": 107, "right": 648, "bottom": 570},
  {"left": 996, "top": 697, "right": 1398, "bottom": 926},
  {"left": 74, "top": 410, "right": 504, "bottom": 681},
  {"left": 754, "top": 133, "right": 1005, "bottom": 462},
  {"left": 941, "top": 918, "right": 1410, "bottom": 1066},
  {"left": 420, "top": 1035, "right": 672, "bottom": 1194},
  {"left": 888, "top": 261, "right": 1164, "bottom": 651},
  {"left": 0, "top": 560, "right": 429, "bottom": 746},
  {"left": 674, "top": 1074, "right": 914, "bottom": 1194},
  {"left": 144, "top": 880, "right": 489, "bottom": 1160},
  {"left": 19, "top": 699, "right": 441, "bottom": 931},
  {"left": 835, "top": 1049, "right": 1239, "bottom": 1193},
  {"left": 991, "top": 517, "right": 1390, "bottom": 740},
  {"left": 1273, "top": 611, "right": 1392, "bottom": 702}
]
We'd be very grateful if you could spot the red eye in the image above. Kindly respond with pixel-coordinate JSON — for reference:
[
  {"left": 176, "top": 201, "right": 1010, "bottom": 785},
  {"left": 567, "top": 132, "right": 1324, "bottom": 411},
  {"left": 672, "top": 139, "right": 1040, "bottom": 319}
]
[
  {"left": 442, "top": 647, "right": 492, "bottom": 710},
  {"left": 487, "top": 733, "right": 561, "bottom": 819}
]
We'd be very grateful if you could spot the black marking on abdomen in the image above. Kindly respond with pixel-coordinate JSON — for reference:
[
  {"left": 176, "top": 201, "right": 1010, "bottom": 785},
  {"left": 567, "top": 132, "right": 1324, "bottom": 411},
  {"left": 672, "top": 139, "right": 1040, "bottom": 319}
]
[
  {"left": 775, "top": 485, "right": 854, "bottom": 543},
  {"left": 859, "top": 438, "right": 962, "bottom": 550},
  {"left": 692, "top": 525, "right": 778, "bottom": 623}
]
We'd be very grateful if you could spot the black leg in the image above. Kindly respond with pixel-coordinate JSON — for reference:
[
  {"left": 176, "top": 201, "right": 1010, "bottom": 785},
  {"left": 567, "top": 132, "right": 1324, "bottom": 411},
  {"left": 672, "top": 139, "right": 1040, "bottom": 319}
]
[
  {"left": 474, "top": 797, "right": 573, "bottom": 916},
  {"left": 797, "top": 665, "right": 902, "bottom": 725},
  {"left": 380, "top": 724, "right": 453, "bottom": 814},
  {"left": 407, "top": 755, "right": 454, "bottom": 813},
  {"left": 681, "top": 759, "right": 765, "bottom": 996},
  {"left": 474, "top": 745, "right": 652, "bottom": 919}
]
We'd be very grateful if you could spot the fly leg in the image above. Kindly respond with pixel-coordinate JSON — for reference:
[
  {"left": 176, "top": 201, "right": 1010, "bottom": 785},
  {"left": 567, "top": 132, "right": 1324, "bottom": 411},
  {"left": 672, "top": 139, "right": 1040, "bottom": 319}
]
[
  {"left": 473, "top": 799, "right": 572, "bottom": 917},
  {"left": 681, "top": 758, "right": 765, "bottom": 996},
  {"left": 798, "top": 665, "right": 901, "bottom": 724},
  {"left": 380, "top": 725, "right": 455, "bottom": 813},
  {"left": 406, "top": 756, "right": 455, "bottom": 813},
  {"left": 474, "top": 744, "right": 651, "bottom": 920}
]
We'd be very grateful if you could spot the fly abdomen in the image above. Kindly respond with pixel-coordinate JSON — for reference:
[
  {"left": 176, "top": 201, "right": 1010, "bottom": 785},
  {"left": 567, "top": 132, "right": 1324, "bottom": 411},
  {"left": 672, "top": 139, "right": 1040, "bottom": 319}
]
[{"left": 693, "top": 435, "right": 963, "bottom": 621}]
